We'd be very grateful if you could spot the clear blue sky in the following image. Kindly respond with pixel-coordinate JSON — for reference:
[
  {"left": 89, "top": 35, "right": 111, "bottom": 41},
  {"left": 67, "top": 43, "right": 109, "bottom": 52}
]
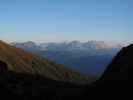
[{"left": 0, "top": 0, "right": 132, "bottom": 43}]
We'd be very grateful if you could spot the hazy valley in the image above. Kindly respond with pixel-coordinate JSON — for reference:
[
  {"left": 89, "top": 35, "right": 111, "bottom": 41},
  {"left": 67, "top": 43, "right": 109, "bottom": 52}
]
[{"left": 11, "top": 41, "right": 123, "bottom": 76}]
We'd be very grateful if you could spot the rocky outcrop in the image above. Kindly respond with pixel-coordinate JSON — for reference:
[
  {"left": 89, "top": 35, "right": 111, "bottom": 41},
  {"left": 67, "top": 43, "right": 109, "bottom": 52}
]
[{"left": 0, "top": 61, "right": 8, "bottom": 73}]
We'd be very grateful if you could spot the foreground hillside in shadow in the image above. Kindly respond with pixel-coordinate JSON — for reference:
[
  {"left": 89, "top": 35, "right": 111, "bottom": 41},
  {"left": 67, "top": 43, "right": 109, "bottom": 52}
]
[
  {"left": 0, "top": 71, "right": 87, "bottom": 100},
  {"left": 0, "top": 42, "right": 131, "bottom": 99}
]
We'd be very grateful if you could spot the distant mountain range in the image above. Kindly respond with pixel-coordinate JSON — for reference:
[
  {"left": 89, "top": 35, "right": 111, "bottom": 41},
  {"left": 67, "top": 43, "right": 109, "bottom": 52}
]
[
  {"left": 11, "top": 41, "right": 123, "bottom": 76},
  {"left": 11, "top": 41, "right": 123, "bottom": 52},
  {"left": 0, "top": 40, "right": 93, "bottom": 83}
]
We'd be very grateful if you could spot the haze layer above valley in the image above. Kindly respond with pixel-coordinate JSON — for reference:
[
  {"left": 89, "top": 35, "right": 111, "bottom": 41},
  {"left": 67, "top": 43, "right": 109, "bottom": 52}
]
[{"left": 11, "top": 40, "right": 124, "bottom": 76}]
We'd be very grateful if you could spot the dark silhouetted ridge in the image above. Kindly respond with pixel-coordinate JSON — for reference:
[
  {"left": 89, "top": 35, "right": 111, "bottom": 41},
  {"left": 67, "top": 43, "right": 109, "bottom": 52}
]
[
  {"left": 83, "top": 44, "right": 131, "bottom": 99},
  {"left": 99, "top": 44, "right": 132, "bottom": 81}
]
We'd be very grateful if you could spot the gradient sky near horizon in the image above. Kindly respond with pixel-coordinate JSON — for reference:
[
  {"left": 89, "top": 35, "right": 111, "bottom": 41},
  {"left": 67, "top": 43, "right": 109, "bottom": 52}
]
[{"left": 0, "top": 0, "right": 132, "bottom": 43}]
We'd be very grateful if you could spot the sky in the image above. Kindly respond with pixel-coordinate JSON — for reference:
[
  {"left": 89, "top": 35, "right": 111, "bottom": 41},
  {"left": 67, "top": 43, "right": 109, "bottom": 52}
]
[{"left": 0, "top": 0, "right": 132, "bottom": 43}]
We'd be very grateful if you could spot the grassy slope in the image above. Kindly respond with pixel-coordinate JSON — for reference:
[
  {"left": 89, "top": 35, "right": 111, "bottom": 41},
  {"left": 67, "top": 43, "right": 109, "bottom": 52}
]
[{"left": 0, "top": 40, "right": 95, "bottom": 83}]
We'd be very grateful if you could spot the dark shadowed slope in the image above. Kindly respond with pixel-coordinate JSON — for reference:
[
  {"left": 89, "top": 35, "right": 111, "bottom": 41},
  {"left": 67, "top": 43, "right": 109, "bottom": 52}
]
[
  {"left": 99, "top": 44, "right": 132, "bottom": 81},
  {"left": 83, "top": 44, "right": 131, "bottom": 99},
  {"left": 0, "top": 71, "right": 86, "bottom": 99},
  {"left": 90, "top": 44, "right": 131, "bottom": 89},
  {"left": 0, "top": 40, "right": 94, "bottom": 83}
]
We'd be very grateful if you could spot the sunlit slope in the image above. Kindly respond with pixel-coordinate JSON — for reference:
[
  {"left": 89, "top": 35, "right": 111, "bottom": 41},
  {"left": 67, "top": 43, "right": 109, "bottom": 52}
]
[{"left": 0, "top": 40, "right": 94, "bottom": 83}]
